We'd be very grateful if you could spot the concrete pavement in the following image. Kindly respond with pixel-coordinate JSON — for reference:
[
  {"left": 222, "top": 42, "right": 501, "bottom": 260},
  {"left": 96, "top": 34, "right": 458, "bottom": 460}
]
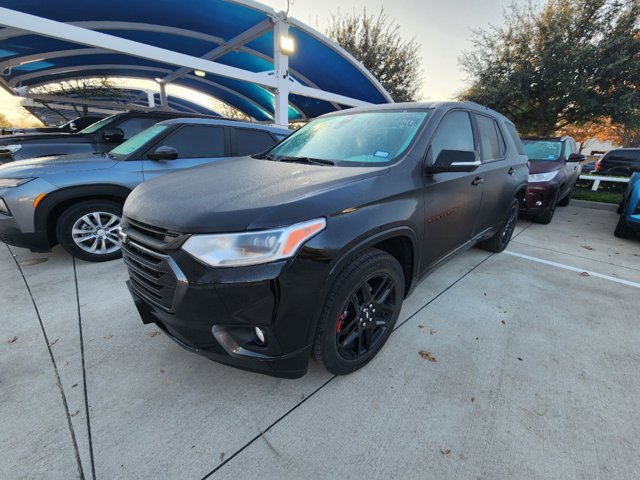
[{"left": 1, "top": 204, "right": 638, "bottom": 479}]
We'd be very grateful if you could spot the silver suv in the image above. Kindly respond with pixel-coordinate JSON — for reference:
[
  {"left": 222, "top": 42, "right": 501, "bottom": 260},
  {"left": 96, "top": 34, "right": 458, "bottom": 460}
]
[{"left": 0, "top": 118, "right": 289, "bottom": 262}]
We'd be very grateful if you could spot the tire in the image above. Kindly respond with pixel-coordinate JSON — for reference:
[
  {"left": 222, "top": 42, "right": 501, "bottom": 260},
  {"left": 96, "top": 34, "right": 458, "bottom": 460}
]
[
  {"left": 479, "top": 198, "right": 520, "bottom": 253},
  {"left": 56, "top": 200, "right": 123, "bottom": 262},
  {"left": 614, "top": 211, "right": 636, "bottom": 239},
  {"left": 312, "top": 249, "right": 405, "bottom": 375},
  {"left": 533, "top": 190, "right": 559, "bottom": 224},
  {"left": 557, "top": 183, "right": 574, "bottom": 207}
]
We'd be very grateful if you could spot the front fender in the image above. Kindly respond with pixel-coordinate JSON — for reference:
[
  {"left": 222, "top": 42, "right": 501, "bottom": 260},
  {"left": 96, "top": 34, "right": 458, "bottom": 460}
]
[{"left": 34, "top": 184, "right": 132, "bottom": 233}]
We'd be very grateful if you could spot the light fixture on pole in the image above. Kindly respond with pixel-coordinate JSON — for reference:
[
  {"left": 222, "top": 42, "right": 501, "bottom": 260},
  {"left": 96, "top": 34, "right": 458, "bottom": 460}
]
[{"left": 279, "top": 35, "right": 295, "bottom": 55}]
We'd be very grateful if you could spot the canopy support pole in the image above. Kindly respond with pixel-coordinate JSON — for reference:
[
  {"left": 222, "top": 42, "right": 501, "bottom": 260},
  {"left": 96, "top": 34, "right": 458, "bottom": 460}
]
[
  {"left": 273, "top": 16, "right": 290, "bottom": 128},
  {"left": 146, "top": 90, "right": 155, "bottom": 108}
]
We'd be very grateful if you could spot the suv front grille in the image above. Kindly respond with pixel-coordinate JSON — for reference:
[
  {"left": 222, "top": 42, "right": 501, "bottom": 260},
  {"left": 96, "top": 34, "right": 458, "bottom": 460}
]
[
  {"left": 126, "top": 217, "right": 180, "bottom": 243},
  {"left": 122, "top": 236, "right": 188, "bottom": 313}
]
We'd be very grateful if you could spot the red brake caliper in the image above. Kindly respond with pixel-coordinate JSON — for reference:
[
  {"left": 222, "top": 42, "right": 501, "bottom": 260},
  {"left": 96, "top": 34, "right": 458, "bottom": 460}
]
[{"left": 337, "top": 312, "right": 346, "bottom": 333}]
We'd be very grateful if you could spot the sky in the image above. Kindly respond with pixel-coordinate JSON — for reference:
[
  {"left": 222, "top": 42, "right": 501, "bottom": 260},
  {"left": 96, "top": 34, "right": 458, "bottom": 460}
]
[
  {"left": 260, "top": 0, "right": 515, "bottom": 100},
  {"left": 1, "top": 0, "right": 515, "bottom": 126}
]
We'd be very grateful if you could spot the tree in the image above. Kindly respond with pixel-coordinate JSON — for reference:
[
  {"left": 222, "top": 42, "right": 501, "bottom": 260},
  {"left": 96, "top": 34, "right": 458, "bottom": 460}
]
[
  {"left": 0, "top": 112, "right": 10, "bottom": 128},
  {"left": 32, "top": 78, "right": 127, "bottom": 117},
  {"left": 326, "top": 7, "right": 423, "bottom": 102},
  {"left": 459, "top": 0, "right": 640, "bottom": 136}
]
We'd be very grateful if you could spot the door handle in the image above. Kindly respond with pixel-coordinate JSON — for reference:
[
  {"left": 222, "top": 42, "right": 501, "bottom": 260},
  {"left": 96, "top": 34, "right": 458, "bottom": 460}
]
[
  {"left": 508, "top": 167, "right": 516, "bottom": 175},
  {"left": 472, "top": 176, "right": 485, "bottom": 186}
]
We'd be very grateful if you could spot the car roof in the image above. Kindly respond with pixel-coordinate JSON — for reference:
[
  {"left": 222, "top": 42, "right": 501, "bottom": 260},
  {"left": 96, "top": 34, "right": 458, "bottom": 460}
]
[
  {"left": 321, "top": 101, "right": 515, "bottom": 124},
  {"left": 522, "top": 136, "right": 575, "bottom": 142},
  {"left": 155, "top": 117, "right": 290, "bottom": 134}
]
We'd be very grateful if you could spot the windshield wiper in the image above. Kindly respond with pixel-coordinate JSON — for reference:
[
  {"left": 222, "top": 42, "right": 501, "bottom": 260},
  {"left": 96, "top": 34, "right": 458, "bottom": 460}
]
[{"left": 276, "top": 156, "right": 335, "bottom": 166}]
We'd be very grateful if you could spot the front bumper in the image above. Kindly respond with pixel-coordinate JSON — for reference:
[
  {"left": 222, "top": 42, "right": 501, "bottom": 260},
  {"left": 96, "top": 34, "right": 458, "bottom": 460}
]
[
  {"left": 0, "top": 214, "right": 51, "bottom": 251},
  {"left": 522, "top": 183, "right": 559, "bottom": 214},
  {"left": 122, "top": 235, "right": 329, "bottom": 379}
]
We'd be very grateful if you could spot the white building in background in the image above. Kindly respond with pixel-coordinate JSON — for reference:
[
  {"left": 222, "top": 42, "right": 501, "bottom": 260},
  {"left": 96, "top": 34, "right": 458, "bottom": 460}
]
[{"left": 578, "top": 139, "right": 620, "bottom": 156}]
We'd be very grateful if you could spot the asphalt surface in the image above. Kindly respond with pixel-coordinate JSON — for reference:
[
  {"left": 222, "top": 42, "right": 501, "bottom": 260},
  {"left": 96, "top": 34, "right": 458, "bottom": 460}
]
[{"left": 1, "top": 204, "right": 639, "bottom": 480}]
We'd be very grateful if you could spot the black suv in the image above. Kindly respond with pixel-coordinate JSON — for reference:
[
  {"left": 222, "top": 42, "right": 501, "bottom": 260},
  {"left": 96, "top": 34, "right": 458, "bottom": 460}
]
[
  {"left": 595, "top": 148, "right": 640, "bottom": 176},
  {"left": 120, "top": 102, "right": 528, "bottom": 378},
  {"left": 0, "top": 115, "right": 104, "bottom": 136},
  {"left": 0, "top": 110, "right": 209, "bottom": 162}
]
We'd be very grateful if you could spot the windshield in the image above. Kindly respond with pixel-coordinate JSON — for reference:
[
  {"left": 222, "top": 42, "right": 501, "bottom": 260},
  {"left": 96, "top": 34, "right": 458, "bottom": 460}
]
[
  {"left": 523, "top": 140, "right": 563, "bottom": 161},
  {"left": 109, "top": 124, "right": 170, "bottom": 159},
  {"left": 267, "top": 110, "right": 431, "bottom": 166},
  {"left": 78, "top": 114, "right": 117, "bottom": 134}
]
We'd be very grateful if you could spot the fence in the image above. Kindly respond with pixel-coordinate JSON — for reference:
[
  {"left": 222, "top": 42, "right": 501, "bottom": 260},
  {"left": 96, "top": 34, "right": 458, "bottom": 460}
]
[{"left": 578, "top": 175, "right": 629, "bottom": 192}]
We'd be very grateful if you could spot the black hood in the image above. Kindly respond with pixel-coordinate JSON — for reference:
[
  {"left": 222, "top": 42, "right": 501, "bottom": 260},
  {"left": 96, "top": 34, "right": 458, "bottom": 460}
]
[{"left": 124, "top": 157, "right": 388, "bottom": 233}]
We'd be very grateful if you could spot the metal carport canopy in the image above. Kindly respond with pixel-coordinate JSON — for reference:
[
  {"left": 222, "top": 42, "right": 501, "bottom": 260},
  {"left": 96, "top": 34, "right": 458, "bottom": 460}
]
[{"left": 0, "top": 0, "right": 393, "bottom": 126}]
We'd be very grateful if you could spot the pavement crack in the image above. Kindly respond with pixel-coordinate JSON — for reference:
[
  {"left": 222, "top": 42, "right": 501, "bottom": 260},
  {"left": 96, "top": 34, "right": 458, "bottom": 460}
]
[
  {"left": 393, "top": 252, "right": 495, "bottom": 332},
  {"left": 260, "top": 430, "right": 281, "bottom": 457},
  {"left": 200, "top": 376, "right": 336, "bottom": 479},
  {"left": 73, "top": 258, "right": 97, "bottom": 480},
  {"left": 6, "top": 244, "right": 86, "bottom": 480}
]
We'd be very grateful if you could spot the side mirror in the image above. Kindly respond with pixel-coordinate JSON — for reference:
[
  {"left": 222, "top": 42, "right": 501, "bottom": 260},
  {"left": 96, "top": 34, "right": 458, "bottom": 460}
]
[
  {"left": 69, "top": 122, "right": 77, "bottom": 133},
  {"left": 148, "top": 146, "right": 179, "bottom": 161},
  {"left": 567, "top": 153, "right": 586, "bottom": 163},
  {"left": 426, "top": 149, "right": 481, "bottom": 173},
  {"left": 102, "top": 128, "right": 124, "bottom": 143}
]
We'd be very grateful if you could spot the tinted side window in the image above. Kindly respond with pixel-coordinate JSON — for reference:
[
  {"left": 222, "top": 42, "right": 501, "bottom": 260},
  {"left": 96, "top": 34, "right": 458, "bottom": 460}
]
[
  {"left": 430, "top": 111, "right": 475, "bottom": 162},
  {"left": 505, "top": 123, "right": 525, "bottom": 155},
  {"left": 156, "top": 126, "right": 225, "bottom": 158},
  {"left": 234, "top": 128, "right": 276, "bottom": 156},
  {"left": 115, "top": 117, "right": 160, "bottom": 139},
  {"left": 476, "top": 114, "right": 503, "bottom": 162}
]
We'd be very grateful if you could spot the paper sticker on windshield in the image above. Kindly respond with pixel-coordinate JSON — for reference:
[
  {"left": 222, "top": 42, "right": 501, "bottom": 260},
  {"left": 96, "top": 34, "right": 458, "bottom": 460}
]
[{"left": 374, "top": 150, "right": 390, "bottom": 159}]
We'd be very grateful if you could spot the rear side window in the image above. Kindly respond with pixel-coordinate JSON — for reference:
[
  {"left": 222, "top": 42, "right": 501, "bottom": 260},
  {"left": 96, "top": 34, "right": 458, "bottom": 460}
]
[
  {"left": 155, "top": 125, "right": 225, "bottom": 158},
  {"left": 606, "top": 150, "right": 640, "bottom": 162},
  {"left": 475, "top": 114, "right": 505, "bottom": 162},
  {"left": 505, "top": 123, "right": 525, "bottom": 155},
  {"left": 430, "top": 111, "right": 475, "bottom": 161},
  {"left": 115, "top": 117, "right": 160, "bottom": 140},
  {"left": 233, "top": 128, "right": 276, "bottom": 156}
]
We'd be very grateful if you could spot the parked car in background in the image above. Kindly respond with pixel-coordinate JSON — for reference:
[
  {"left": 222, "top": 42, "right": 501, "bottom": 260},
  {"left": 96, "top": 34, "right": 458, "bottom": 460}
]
[
  {"left": 120, "top": 102, "right": 528, "bottom": 378},
  {"left": 614, "top": 172, "right": 640, "bottom": 238},
  {"left": 581, "top": 161, "right": 597, "bottom": 174},
  {"left": 0, "top": 115, "right": 104, "bottom": 136},
  {"left": 0, "top": 110, "right": 210, "bottom": 163},
  {"left": 595, "top": 148, "right": 640, "bottom": 176},
  {"left": 0, "top": 118, "right": 289, "bottom": 262},
  {"left": 521, "top": 136, "right": 584, "bottom": 224}
]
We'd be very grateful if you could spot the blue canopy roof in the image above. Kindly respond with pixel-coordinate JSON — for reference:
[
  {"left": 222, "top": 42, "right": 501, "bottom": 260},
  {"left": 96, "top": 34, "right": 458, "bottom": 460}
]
[{"left": 0, "top": 0, "right": 392, "bottom": 122}]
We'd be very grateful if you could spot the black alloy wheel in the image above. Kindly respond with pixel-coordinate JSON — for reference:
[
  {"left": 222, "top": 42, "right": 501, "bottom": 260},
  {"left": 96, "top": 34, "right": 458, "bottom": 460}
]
[
  {"left": 335, "top": 273, "right": 397, "bottom": 360},
  {"left": 313, "top": 249, "right": 404, "bottom": 375},
  {"left": 479, "top": 198, "right": 520, "bottom": 253}
]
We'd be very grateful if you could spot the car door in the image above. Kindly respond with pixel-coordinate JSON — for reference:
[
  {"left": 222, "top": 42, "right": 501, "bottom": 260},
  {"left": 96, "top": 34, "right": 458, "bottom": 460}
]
[
  {"left": 421, "top": 110, "right": 484, "bottom": 270},
  {"left": 471, "top": 113, "right": 520, "bottom": 236},
  {"left": 141, "top": 125, "right": 229, "bottom": 181},
  {"left": 564, "top": 139, "right": 581, "bottom": 187}
]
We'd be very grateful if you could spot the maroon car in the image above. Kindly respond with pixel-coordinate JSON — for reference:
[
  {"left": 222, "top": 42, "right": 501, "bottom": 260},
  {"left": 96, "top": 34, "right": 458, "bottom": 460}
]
[{"left": 522, "top": 136, "right": 584, "bottom": 224}]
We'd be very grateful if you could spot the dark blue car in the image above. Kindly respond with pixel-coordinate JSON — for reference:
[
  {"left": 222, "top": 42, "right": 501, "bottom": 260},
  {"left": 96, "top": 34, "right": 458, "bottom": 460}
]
[{"left": 615, "top": 172, "right": 640, "bottom": 238}]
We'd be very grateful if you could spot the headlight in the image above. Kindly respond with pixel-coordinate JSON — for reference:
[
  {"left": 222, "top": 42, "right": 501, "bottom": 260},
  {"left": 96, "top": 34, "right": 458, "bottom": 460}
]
[
  {"left": 0, "top": 144, "right": 22, "bottom": 154},
  {"left": 182, "top": 218, "right": 327, "bottom": 267},
  {"left": 528, "top": 171, "right": 559, "bottom": 183},
  {"left": 0, "top": 177, "right": 35, "bottom": 188}
]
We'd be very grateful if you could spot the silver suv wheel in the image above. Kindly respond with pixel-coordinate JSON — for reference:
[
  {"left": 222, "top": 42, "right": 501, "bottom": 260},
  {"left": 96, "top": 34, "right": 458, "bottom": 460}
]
[
  {"left": 71, "top": 211, "right": 122, "bottom": 254},
  {"left": 56, "top": 200, "right": 124, "bottom": 262}
]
